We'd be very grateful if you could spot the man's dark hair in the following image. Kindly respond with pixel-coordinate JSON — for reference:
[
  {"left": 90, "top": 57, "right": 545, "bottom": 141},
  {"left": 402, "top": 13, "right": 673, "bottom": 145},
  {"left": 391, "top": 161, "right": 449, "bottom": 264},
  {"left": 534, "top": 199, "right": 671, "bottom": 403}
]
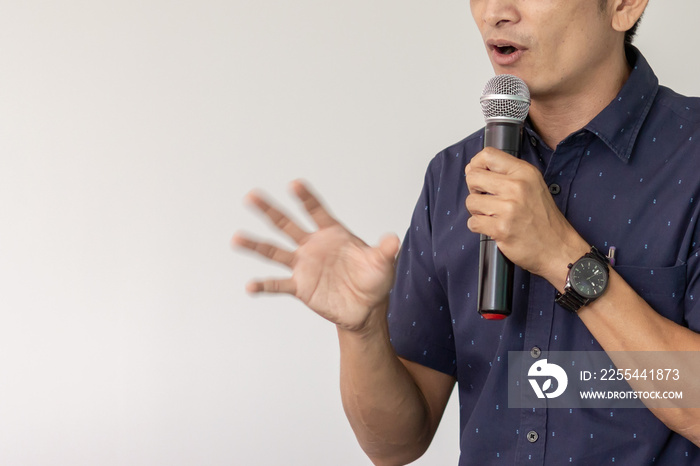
[
  {"left": 598, "top": 0, "right": 643, "bottom": 45},
  {"left": 625, "top": 18, "right": 642, "bottom": 45}
]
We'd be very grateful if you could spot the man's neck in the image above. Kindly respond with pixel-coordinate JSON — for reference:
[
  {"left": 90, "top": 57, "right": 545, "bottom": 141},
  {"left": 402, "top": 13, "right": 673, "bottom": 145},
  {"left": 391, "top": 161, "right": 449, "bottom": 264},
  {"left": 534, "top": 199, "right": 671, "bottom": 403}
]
[{"left": 528, "top": 52, "right": 631, "bottom": 150}]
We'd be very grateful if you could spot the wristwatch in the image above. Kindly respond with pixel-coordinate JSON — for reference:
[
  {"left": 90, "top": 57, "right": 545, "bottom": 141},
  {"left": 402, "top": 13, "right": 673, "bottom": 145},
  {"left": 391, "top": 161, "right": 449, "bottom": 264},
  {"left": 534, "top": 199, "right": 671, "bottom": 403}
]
[{"left": 555, "top": 246, "right": 610, "bottom": 312}]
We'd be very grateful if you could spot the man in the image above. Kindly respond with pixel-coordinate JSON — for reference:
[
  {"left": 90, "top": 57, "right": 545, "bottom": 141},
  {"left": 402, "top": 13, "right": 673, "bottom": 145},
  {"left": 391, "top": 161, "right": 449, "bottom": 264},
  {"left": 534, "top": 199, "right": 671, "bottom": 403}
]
[{"left": 234, "top": 0, "right": 700, "bottom": 464}]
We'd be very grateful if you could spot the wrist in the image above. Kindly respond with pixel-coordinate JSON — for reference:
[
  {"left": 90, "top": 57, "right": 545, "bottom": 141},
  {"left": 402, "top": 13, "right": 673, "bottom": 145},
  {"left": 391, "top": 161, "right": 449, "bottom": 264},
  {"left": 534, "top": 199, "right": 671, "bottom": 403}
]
[
  {"left": 540, "top": 235, "right": 591, "bottom": 293},
  {"left": 336, "top": 300, "right": 390, "bottom": 342}
]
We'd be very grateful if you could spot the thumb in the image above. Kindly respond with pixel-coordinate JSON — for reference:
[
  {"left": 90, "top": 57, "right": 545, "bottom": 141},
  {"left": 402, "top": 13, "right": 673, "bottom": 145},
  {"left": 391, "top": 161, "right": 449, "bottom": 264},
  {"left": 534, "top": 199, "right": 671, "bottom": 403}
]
[{"left": 377, "top": 234, "right": 401, "bottom": 261}]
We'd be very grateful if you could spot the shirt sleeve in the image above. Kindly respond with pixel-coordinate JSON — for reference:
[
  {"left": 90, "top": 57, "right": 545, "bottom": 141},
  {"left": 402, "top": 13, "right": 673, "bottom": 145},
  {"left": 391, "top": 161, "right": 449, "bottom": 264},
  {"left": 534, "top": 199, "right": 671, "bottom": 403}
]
[
  {"left": 387, "top": 156, "right": 457, "bottom": 376},
  {"left": 682, "top": 198, "right": 700, "bottom": 330},
  {"left": 684, "top": 245, "right": 700, "bottom": 331}
]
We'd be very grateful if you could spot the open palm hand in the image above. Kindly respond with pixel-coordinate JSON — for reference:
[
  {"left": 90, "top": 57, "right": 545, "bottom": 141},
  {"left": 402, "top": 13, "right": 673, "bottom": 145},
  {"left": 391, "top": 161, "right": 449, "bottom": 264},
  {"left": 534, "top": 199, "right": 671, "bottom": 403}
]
[{"left": 233, "top": 181, "right": 399, "bottom": 332}]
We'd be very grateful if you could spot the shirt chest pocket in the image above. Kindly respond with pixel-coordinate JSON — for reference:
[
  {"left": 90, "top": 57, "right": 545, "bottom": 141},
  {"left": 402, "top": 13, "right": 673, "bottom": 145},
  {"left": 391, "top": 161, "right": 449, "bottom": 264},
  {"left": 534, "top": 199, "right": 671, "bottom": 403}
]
[{"left": 614, "top": 264, "right": 687, "bottom": 324}]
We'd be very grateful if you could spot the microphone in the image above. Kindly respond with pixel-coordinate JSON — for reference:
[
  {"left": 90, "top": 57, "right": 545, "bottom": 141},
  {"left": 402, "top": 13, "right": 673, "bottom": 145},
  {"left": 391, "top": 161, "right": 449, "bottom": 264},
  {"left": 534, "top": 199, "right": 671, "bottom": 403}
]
[{"left": 477, "top": 74, "right": 531, "bottom": 320}]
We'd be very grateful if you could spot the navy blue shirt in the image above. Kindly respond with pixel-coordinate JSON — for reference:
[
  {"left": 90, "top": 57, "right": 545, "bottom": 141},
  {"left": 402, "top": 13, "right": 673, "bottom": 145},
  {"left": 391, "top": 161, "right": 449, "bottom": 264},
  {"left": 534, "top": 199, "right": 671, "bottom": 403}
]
[{"left": 388, "top": 47, "right": 700, "bottom": 464}]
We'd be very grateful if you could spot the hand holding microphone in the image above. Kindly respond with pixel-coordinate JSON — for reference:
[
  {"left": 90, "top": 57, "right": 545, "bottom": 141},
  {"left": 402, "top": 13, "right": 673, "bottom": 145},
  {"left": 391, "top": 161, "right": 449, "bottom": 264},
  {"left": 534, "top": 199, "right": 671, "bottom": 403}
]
[
  {"left": 474, "top": 75, "right": 530, "bottom": 320},
  {"left": 468, "top": 75, "right": 588, "bottom": 319}
]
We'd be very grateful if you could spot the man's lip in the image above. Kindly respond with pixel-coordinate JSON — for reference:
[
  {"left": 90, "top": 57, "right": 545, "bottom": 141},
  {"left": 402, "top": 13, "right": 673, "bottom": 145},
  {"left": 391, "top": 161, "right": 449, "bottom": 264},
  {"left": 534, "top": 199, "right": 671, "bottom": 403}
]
[
  {"left": 486, "top": 39, "right": 527, "bottom": 52},
  {"left": 486, "top": 40, "right": 527, "bottom": 66}
]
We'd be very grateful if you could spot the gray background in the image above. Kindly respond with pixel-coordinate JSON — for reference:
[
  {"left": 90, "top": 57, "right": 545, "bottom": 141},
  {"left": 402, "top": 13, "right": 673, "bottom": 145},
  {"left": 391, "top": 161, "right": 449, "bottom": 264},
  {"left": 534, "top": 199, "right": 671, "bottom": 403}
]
[{"left": 0, "top": 1, "right": 697, "bottom": 464}]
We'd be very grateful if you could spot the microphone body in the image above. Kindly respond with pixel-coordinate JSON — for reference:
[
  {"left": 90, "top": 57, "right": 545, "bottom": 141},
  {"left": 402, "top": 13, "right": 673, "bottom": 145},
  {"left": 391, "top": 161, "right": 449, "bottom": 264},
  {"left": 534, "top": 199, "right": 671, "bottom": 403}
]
[{"left": 477, "top": 75, "right": 530, "bottom": 320}]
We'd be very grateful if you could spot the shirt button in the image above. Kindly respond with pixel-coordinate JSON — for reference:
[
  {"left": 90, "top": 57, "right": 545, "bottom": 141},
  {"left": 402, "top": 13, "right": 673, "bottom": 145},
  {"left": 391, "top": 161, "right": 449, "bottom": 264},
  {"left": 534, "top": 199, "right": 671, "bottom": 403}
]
[
  {"left": 527, "top": 431, "right": 539, "bottom": 443},
  {"left": 530, "top": 136, "right": 538, "bottom": 147},
  {"left": 549, "top": 183, "right": 561, "bottom": 195},
  {"left": 530, "top": 347, "right": 541, "bottom": 358}
]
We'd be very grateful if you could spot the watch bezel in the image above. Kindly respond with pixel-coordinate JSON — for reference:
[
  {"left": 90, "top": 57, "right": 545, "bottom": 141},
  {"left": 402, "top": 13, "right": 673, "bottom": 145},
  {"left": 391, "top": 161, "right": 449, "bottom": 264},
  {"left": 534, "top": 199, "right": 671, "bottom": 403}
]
[{"left": 569, "top": 256, "right": 609, "bottom": 299}]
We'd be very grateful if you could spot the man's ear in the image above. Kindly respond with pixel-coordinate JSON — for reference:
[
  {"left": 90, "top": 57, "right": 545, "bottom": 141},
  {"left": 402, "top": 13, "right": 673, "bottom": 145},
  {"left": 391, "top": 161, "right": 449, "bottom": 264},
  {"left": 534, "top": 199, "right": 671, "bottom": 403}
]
[{"left": 610, "top": 0, "right": 649, "bottom": 33}]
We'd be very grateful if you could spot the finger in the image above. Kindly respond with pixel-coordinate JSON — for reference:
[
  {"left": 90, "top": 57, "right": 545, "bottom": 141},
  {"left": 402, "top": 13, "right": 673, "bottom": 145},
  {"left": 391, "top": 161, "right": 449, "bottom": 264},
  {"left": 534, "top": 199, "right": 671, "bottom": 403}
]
[
  {"left": 290, "top": 180, "right": 339, "bottom": 228},
  {"left": 467, "top": 210, "right": 512, "bottom": 242},
  {"left": 465, "top": 192, "right": 501, "bottom": 217},
  {"left": 470, "top": 147, "right": 520, "bottom": 174},
  {"left": 467, "top": 212, "right": 496, "bottom": 235},
  {"left": 377, "top": 234, "right": 400, "bottom": 261},
  {"left": 246, "top": 278, "right": 297, "bottom": 295},
  {"left": 245, "top": 191, "right": 309, "bottom": 243},
  {"left": 465, "top": 166, "right": 511, "bottom": 196},
  {"left": 232, "top": 233, "right": 295, "bottom": 267}
]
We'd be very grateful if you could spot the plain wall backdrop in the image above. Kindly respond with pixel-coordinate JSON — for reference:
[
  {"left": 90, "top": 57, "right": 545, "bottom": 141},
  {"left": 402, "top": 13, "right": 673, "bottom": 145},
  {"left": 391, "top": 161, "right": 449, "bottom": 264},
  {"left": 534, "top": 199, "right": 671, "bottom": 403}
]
[{"left": 0, "top": 1, "right": 697, "bottom": 465}]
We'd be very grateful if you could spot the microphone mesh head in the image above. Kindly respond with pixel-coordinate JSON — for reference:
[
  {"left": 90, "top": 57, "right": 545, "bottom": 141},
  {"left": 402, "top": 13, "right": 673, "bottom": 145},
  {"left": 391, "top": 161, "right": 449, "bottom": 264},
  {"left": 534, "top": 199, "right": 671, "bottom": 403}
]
[{"left": 480, "top": 74, "right": 530, "bottom": 122}]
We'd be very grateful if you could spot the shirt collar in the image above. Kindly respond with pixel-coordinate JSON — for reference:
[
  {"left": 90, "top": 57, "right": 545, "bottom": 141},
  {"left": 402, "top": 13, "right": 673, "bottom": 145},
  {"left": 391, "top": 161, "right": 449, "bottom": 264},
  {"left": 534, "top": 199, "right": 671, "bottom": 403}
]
[{"left": 584, "top": 45, "right": 659, "bottom": 164}]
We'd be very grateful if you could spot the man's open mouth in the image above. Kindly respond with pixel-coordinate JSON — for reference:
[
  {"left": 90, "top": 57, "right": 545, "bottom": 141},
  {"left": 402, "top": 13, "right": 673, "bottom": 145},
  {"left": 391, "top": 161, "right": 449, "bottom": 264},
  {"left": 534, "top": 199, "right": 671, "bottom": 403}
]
[{"left": 495, "top": 45, "right": 518, "bottom": 55}]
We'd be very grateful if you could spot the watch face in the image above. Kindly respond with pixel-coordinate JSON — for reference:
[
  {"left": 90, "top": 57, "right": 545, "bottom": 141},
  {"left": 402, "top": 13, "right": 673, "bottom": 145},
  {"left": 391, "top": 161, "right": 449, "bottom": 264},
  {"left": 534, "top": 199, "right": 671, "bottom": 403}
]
[{"left": 570, "top": 257, "right": 608, "bottom": 299}]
